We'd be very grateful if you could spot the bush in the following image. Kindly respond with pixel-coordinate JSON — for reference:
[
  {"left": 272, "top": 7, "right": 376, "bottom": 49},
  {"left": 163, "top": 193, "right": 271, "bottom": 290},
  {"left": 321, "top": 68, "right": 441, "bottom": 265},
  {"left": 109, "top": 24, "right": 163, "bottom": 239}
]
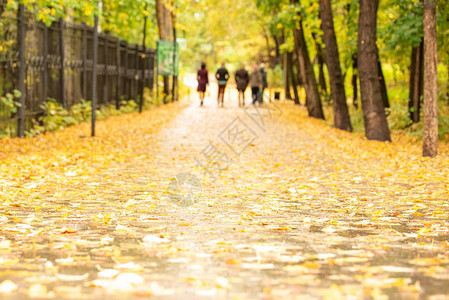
[
  {"left": 25, "top": 99, "right": 139, "bottom": 137},
  {"left": 0, "top": 89, "right": 21, "bottom": 115}
]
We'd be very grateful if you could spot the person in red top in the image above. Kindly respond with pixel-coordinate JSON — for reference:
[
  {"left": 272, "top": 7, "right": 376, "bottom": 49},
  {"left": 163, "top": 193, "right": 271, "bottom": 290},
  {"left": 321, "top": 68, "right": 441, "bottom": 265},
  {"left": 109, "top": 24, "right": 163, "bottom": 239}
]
[{"left": 197, "top": 63, "right": 209, "bottom": 106}]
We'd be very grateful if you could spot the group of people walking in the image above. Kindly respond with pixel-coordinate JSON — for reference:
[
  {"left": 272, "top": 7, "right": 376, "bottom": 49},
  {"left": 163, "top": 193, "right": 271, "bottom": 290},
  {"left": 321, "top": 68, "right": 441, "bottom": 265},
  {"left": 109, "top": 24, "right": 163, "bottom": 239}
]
[{"left": 196, "top": 62, "right": 268, "bottom": 107}]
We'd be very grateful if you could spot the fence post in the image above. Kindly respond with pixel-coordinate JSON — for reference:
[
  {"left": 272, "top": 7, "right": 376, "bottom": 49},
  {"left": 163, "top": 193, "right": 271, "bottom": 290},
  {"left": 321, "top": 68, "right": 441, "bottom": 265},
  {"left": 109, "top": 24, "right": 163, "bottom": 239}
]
[
  {"left": 172, "top": 7, "right": 177, "bottom": 102},
  {"left": 92, "top": 15, "right": 98, "bottom": 137},
  {"left": 17, "top": 4, "right": 25, "bottom": 137},
  {"left": 82, "top": 22, "right": 87, "bottom": 100},
  {"left": 103, "top": 35, "right": 108, "bottom": 105},
  {"left": 149, "top": 50, "right": 154, "bottom": 90},
  {"left": 59, "top": 18, "right": 65, "bottom": 107},
  {"left": 41, "top": 23, "right": 48, "bottom": 105},
  {"left": 139, "top": 12, "right": 148, "bottom": 113},
  {"left": 145, "top": 50, "right": 150, "bottom": 88},
  {"left": 115, "top": 38, "right": 120, "bottom": 109},
  {"left": 138, "top": 51, "right": 145, "bottom": 113},
  {"left": 124, "top": 42, "right": 128, "bottom": 100}
]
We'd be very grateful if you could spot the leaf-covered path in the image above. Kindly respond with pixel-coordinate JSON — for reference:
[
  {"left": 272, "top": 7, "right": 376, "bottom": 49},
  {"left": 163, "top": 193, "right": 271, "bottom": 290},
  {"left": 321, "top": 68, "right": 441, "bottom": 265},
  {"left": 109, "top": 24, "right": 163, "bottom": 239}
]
[{"left": 1, "top": 93, "right": 449, "bottom": 299}]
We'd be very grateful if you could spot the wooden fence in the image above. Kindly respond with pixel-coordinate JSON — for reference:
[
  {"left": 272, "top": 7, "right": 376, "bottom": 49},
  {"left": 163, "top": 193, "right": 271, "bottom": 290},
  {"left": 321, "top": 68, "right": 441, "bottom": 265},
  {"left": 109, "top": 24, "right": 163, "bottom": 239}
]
[{"left": 0, "top": 5, "right": 155, "bottom": 137}]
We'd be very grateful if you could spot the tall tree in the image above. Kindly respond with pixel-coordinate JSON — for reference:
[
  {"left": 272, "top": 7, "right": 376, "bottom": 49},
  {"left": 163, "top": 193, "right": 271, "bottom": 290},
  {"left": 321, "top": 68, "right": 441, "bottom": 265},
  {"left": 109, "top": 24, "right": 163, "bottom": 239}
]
[
  {"left": 283, "top": 48, "right": 292, "bottom": 100},
  {"left": 291, "top": 0, "right": 324, "bottom": 119},
  {"left": 288, "top": 51, "right": 300, "bottom": 104},
  {"left": 357, "top": 0, "right": 391, "bottom": 141},
  {"left": 422, "top": 0, "right": 438, "bottom": 157},
  {"left": 409, "top": 40, "right": 424, "bottom": 123},
  {"left": 320, "top": 0, "right": 352, "bottom": 131},
  {"left": 273, "top": 34, "right": 282, "bottom": 66},
  {"left": 293, "top": 53, "right": 304, "bottom": 87},
  {"left": 312, "top": 32, "right": 327, "bottom": 97}
]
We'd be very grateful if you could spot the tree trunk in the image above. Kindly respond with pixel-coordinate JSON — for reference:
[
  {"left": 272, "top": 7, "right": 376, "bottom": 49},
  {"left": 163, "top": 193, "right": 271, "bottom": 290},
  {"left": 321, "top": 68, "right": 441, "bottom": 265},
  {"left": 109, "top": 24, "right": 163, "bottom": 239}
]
[
  {"left": 291, "top": 0, "right": 324, "bottom": 119},
  {"left": 320, "top": 0, "right": 352, "bottom": 131},
  {"left": 377, "top": 55, "right": 390, "bottom": 108},
  {"left": 409, "top": 41, "right": 424, "bottom": 123},
  {"left": 156, "top": 0, "right": 173, "bottom": 96},
  {"left": 312, "top": 32, "right": 327, "bottom": 97},
  {"left": 283, "top": 50, "right": 292, "bottom": 100},
  {"left": 422, "top": 0, "right": 438, "bottom": 157},
  {"left": 357, "top": 0, "right": 391, "bottom": 141},
  {"left": 293, "top": 52, "right": 304, "bottom": 86},
  {"left": 352, "top": 54, "right": 358, "bottom": 108},
  {"left": 345, "top": 3, "right": 358, "bottom": 109},
  {"left": 273, "top": 34, "right": 282, "bottom": 66},
  {"left": 288, "top": 51, "right": 300, "bottom": 104}
]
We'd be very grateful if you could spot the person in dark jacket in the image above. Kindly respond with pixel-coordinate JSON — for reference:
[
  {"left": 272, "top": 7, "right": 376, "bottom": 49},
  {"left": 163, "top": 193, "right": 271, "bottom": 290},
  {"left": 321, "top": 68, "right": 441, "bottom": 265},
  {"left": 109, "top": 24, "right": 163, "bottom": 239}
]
[
  {"left": 235, "top": 64, "right": 249, "bottom": 107},
  {"left": 215, "top": 63, "right": 229, "bottom": 107},
  {"left": 259, "top": 63, "right": 268, "bottom": 104},
  {"left": 249, "top": 65, "right": 262, "bottom": 105},
  {"left": 197, "top": 63, "right": 209, "bottom": 106}
]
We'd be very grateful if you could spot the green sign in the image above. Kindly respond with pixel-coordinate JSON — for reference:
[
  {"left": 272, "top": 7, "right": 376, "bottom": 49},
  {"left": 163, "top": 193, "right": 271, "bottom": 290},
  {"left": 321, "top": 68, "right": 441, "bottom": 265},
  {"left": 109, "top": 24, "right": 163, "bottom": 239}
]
[{"left": 157, "top": 40, "right": 179, "bottom": 76}]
